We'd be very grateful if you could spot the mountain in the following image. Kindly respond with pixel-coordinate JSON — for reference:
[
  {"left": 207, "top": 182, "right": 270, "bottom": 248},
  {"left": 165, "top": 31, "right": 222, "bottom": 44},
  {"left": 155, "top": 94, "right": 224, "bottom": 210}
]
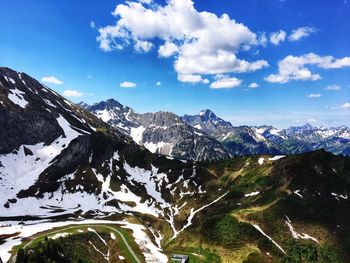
[
  {"left": 183, "top": 110, "right": 283, "bottom": 155},
  {"left": 182, "top": 109, "right": 232, "bottom": 139},
  {"left": 183, "top": 110, "right": 350, "bottom": 156},
  {"left": 80, "top": 99, "right": 230, "bottom": 161},
  {"left": 252, "top": 124, "right": 350, "bottom": 156},
  {"left": 0, "top": 67, "right": 232, "bottom": 262},
  {"left": 81, "top": 100, "right": 350, "bottom": 158},
  {"left": 1, "top": 67, "right": 350, "bottom": 263}
]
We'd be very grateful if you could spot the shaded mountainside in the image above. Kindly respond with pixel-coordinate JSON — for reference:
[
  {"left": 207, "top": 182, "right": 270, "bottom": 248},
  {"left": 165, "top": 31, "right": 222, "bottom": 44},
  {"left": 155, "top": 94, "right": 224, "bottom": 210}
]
[
  {"left": 0, "top": 67, "right": 350, "bottom": 263},
  {"left": 80, "top": 99, "right": 230, "bottom": 161}
]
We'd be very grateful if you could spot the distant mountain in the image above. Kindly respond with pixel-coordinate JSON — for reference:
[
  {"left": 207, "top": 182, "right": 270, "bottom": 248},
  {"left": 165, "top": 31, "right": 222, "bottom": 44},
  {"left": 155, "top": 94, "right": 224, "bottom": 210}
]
[
  {"left": 184, "top": 110, "right": 350, "bottom": 156},
  {"left": 81, "top": 100, "right": 350, "bottom": 158},
  {"left": 251, "top": 124, "right": 350, "bottom": 156},
  {"left": 79, "top": 100, "right": 230, "bottom": 161},
  {"left": 183, "top": 110, "right": 283, "bottom": 155}
]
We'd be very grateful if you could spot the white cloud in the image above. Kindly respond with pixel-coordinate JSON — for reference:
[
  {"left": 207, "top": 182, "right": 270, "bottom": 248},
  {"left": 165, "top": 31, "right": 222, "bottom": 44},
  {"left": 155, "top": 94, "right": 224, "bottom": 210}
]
[
  {"left": 325, "top": 84, "right": 341, "bottom": 91},
  {"left": 139, "top": 0, "right": 152, "bottom": 4},
  {"left": 265, "top": 53, "right": 350, "bottom": 83},
  {"left": 63, "top": 90, "right": 83, "bottom": 98},
  {"left": 175, "top": 50, "right": 268, "bottom": 76},
  {"left": 249, "top": 82, "right": 259, "bottom": 88},
  {"left": 134, "top": 39, "right": 153, "bottom": 52},
  {"left": 156, "top": 81, "right": 161, "bottom": 86},
  {"left": 307, "top": 93, "right": 321, "bottom": 98},
  {"left": 288, "top": 26, "right": 316, "bottom": 42},
  {"left": 120, "top": 81, "right": 137, "bottom": 88},
  {"left": 210, "top": 77, "right": 242, "bottom": 89},
  {"left": 90, "top": 21, "right": 96, "bottom": 29},
  {"left": 41, "top": 76, "right": 64, "bottom": 85},
  {"left": 202, "top": 79, "right": 210, "bottom": 84},
  {"left": 158, "top": 42, "right": 179, "bottom": 57},
  {"left": 270, "top": 30, "right": 286, "bottom": 45},
  {"left": 340, "top": 102, "right": 350, "bottom": 110},
  {"left": 178, "top": 74, "right": 204, "bottom": 83},
  {"left": 97, "top": 0, "right": 268, "bottom": 84}
]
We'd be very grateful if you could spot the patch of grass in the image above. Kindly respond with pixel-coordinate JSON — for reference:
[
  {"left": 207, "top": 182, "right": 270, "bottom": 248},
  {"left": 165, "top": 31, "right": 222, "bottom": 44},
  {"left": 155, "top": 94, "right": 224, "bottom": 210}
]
[{"left": 12, "top": 224, "right": 144, "bottom": 263}]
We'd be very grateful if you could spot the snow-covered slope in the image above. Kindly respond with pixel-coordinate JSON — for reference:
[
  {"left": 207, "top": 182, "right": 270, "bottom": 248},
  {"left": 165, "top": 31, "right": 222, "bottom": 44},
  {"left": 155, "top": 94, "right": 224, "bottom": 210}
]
[{"left": 0, "top": 67, "right": 230, "bottom": 261}]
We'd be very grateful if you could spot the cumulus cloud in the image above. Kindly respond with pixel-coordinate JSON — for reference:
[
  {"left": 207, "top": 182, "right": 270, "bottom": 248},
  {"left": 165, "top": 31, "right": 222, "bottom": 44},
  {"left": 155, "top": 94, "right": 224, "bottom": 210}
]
[
  {"left": 288, "top": 26, "right": 316, "bottom": 42},
  {"left": 63, "top": 90, "right": 82, "bottom": 97},
  {"left": 270, "top": 30, "right": 286, "bottom": 45},
  {"left": 41, "top": 76, "right": 64, "bottom": 85},
  {"left": 158, "top": 42, "right": 179, "bottom": 57},
  {"left": 156, "top": 81, "right": 161, "bottom": 86},
  {"left": 134, "top": 39, "right": 153, "bottom": 52},
  {"left": 265, "top": 53, "right": 350, "bottom": 83},
  {"left": 307, "top": 93, "right": 321, "bottom": 98},
  {"left": 178, "top": 74, "right": 207, "bottom": 84},
  {"left": 97, "top": 0, "right": 268, "bottom": 84},
  {"left": 120, "top": 81, "right": 137, "bottom": 88},
  {"left": 210, "top": 77, "right": 242, "bottom": 89},
  {"left": 325, "top": 84, "right": 341, "bottom": 91},
  {"left": 249, "top": 82, "right": 259, "bottom": 88},
  {"left": 90, "top": 21, "right": 96, "bottom": 29}
]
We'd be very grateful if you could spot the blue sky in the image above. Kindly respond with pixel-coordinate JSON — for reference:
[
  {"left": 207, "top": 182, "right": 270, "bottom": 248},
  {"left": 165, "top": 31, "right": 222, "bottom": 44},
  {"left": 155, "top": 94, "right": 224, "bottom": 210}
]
[{"left": 0, "top": 0, "right": 349, "bottom": 128}]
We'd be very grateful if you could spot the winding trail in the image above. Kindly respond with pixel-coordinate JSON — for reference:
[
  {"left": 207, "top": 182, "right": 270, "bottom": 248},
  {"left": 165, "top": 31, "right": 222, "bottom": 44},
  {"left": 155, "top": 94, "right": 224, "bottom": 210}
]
[{"left": 9, "top": 224, "right": 142, "bottom": 263}]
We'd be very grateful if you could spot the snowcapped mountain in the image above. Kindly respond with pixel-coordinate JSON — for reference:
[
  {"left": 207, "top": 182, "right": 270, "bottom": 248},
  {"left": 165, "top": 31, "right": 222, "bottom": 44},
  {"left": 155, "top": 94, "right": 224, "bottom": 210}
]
[
  {"left": 80, "top": 99, "right": 230, "bottom": 161},
  {"left": 80, "top": 100, "right": 350, "bottom": 157},
  {"left": 182, "top": 109, "right": 232, "bottom": 136},
  {"left": 183, "top": 110, "right": 350, "bottom": 156},
  {"left": 0, "top": 67, "right": 224, "bottom": 236},
  {"left": 183, "top": 110, "right": 282, "bottom": 155},
  {"left": 251, "top": 124, "right": 350, "bottom": 156},
  {"left": 1, "top": 67, "right": 350, "bottom": 262}
]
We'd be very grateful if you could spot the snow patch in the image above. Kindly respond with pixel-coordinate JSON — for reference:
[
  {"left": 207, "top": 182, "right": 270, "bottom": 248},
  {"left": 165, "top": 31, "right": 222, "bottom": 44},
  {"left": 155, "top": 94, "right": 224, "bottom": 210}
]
[
  {"left": 258, "top": 157, "right": 264, "bottom": 165},
  {"left": 285, "top": 216, "right": 319, "bottom": 243},
  {"left": 253, "top": 224, "right": 285, "bottom": 254},
  {"left": 268, "top": 155, "right": 286, "bottom": 161},
  {"left": 7, "top": 88, "right": 28, "bottom": 108},
  {"left": 130, "top": 126, "right": 146, "bottom": 144},
  {"left": 244, "top": 191, "right": 260, "bottom": 197}
]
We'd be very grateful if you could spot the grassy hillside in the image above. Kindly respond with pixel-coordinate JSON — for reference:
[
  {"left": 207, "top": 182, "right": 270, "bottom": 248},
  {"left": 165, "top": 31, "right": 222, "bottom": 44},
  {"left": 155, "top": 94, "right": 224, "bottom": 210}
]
[{"left": 164, "top": 150, "right": 350, "bottom": 263}]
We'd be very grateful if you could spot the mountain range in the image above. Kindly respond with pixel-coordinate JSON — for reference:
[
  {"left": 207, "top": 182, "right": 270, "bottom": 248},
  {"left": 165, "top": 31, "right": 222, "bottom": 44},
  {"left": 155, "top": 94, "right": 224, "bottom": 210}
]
[
  {"left": 79, "top": 99, "right": 350, "bottom": 161},
  {"left": 0, "top": 67, "right": 350, "bottom": 263}
]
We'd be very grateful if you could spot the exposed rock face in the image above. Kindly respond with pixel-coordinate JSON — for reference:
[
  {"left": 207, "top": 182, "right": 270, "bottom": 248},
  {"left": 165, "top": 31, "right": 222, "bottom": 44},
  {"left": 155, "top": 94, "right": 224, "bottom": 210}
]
[
  {"left": 0, "top": 69, "right": 64, "bottom": 154},
  {"left": 80, "top": 100, "right": 230, "bottom": 161}
]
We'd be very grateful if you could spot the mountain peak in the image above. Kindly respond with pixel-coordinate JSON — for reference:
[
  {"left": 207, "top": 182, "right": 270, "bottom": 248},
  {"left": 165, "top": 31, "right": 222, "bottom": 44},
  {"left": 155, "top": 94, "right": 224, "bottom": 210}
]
[
  {"left": 199, "top": 109, "right": 215, "bottom": 117},
  {"left": 87, "top": 98, "right": 128, "bottom": 112}
]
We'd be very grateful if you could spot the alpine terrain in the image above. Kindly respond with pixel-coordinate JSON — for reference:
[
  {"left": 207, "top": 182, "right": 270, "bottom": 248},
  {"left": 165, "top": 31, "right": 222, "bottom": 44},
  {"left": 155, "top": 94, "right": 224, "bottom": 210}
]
[{"left": 0, "top": 67, "right": 349, "bottom": 263}]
